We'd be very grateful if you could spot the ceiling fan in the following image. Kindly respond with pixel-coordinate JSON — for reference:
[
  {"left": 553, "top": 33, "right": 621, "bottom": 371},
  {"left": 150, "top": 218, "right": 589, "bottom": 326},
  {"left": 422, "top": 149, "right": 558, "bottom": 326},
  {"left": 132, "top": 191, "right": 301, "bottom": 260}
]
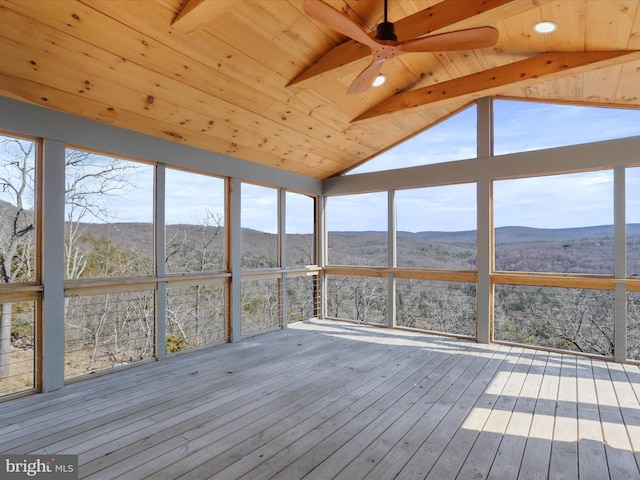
[{"left": 304, "top": 0, "right": 499, "bottom": 94}]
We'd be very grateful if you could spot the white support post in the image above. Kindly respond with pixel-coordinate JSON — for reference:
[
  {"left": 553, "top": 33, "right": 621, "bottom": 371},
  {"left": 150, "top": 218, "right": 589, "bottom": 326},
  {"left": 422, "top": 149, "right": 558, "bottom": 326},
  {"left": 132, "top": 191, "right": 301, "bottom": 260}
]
[
  {"left": 41, "top": 139, "right": 66, "bottom": 392},
  {"left": 155, "top": 163, "right": 167, "bottom": 360},
  {"left": 317, "top": 195, "right": 327, "bottom": 319},
  {"left": 279, "top": 188, "right": 288, "bottom": 329},
  {"left": 614, "top": 165, "right": 627, "bottom": 363},
  {"left": 476, "top": 179, "right": 493, "bottom": 344},
  {"left": 476, "top": 97, "right": 493, "bottom": 344},
  {"left": 387, "top": 189, "right": 396, "bottom": 328},
  {"left": 229, "top": 178, "right": 242, "bottom": 342}
]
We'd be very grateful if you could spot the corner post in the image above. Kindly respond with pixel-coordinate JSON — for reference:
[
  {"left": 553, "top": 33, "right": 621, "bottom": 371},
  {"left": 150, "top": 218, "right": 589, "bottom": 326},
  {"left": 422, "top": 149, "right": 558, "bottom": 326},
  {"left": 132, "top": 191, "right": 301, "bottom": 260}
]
[{"left": 476, "top": 97, "right": 493, "bottom": 344}]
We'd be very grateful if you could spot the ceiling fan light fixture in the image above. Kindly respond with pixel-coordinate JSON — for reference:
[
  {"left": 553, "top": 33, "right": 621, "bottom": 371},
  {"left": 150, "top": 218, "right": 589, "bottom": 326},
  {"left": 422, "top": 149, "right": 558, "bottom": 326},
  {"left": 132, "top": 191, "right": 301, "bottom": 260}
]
[
  {"left": 533, "top": 21, "right": 557, "bottom": 34},
  {"left": 372, "top": 74, "right": 387, "bottom": 87}
]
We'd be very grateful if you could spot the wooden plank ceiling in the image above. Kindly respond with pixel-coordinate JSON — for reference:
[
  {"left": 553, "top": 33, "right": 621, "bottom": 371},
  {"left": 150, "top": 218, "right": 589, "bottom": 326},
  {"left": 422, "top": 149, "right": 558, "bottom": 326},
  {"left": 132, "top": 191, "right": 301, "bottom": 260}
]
[{"left": 0, "top": 0, "right": 639, "bottom": 180}]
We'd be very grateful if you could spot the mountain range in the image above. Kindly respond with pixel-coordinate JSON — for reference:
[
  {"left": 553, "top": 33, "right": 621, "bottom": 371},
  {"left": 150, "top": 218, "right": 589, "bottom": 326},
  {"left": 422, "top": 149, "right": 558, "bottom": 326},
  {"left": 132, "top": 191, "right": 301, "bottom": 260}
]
[{"left": 353, "top": 224, "right": 640, "bottom": 243}]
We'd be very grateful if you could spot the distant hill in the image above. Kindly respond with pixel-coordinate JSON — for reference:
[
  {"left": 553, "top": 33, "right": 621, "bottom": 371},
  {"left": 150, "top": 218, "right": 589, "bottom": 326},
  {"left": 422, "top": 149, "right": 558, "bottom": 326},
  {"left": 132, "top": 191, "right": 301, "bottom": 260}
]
[
  {"left": 397, "top": 229, "right": 477, "bottom": 242},
  {"left": 337, "top": 224, "right": 640, "bottom": 243}
]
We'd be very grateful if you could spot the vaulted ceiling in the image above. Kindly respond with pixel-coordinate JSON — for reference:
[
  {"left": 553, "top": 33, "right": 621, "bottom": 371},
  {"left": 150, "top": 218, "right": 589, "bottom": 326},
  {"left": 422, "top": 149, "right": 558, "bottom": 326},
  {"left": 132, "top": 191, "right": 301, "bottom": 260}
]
[{"left": 1, "top": 0, "right": 639, "bottom": 180}]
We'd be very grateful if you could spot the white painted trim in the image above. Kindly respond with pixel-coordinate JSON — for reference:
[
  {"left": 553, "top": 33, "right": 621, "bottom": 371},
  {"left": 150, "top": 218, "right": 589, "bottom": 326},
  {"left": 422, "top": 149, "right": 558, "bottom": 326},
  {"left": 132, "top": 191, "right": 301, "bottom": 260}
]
[{"left": 323, "top": 134, "right": 640, "bottom": 195}]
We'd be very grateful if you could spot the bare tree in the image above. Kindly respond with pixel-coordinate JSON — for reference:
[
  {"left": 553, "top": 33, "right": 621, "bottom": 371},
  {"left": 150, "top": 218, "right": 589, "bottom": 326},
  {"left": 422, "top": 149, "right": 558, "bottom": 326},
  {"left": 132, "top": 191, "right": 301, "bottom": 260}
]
[
  {"left": 0, "top": 138, "right": 35, "bottom": 378},
  {"left": 64, "top": 149, "right": 140, "bottom": 279},
  {"left": 165, "top": 209, "right": 225, "bottom": 351},
  {"left": 63, "top": 150, "right": 148, "bottom": 372},
  {"left": 166, "top": 208, "right": 224, "bottom": 273},
  {"left": 0, "top": 142, "right": 142, "bottom": 379}
]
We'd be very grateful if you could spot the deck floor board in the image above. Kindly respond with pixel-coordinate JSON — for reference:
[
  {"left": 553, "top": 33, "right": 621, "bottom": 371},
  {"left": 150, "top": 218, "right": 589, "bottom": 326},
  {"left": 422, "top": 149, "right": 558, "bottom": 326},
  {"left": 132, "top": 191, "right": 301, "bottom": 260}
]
[{"left": 2, "top": 319, "right": 640, "bottom": 480}]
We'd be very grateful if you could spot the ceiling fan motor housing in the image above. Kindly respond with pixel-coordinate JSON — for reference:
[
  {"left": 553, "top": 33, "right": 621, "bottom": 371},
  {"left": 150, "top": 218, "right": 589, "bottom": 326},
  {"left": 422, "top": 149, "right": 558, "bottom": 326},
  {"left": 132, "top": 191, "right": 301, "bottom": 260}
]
[{"left": 376, "top": 21, "right": 397, "bottom": 41}]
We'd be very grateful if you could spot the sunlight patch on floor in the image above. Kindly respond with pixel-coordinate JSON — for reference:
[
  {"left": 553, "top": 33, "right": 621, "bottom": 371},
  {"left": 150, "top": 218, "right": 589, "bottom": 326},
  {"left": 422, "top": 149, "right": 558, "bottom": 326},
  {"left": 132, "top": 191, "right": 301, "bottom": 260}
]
[{"left": 462, "top": 407, "right": 636, "bottom": 451}]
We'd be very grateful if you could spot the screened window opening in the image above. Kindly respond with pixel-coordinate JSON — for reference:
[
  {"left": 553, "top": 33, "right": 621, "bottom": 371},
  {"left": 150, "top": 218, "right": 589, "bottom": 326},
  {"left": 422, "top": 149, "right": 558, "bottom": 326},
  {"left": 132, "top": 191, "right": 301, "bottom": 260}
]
[
  {"left": 0, "top": 134, "right": 37, "bottom": 284},
  {"left": 0, "top": 134, "right": 38, "bottom": 399},
  {"left": 396, "top": 279, "right": 476, "bottom": 337},
  {"left": 494, "top": 171, "right": 614, "bottom": 275},
  {"left": 494, "top": 285, "right": 614, "bottom": 357},
  {"left": 241, "top": 278, "right": 280, "bottom": 337},
  {"left": 242, "top": 183, "right": 278, "bottom": 269},
  {"left": 286, "top": 275, "right": 318, "bottom": 323},
  {"left": 165, "top": 169, "right": 226, "bottom": 274},
  {"left": 64, "top": 149, "right": 154, "bottom": 279},
  {"left": 286, "top": 192, "right": 315, "bottom": 268},
  {"left": 627, "top": 166, "right": 640, "bottom": 277},
  {"left": 327, "top": 192, "right": 388, "bottom": 267},
  {"left": 0, "top": 300, "right": 36, "bottom": 397},
  {"left": 64, "top": 290, "right": 156, "bottom": 379},
  {"left": 346, "top": 104, "right": 477, "bottom": 175},
  {"left": 628, "top": 291, "right": 640, "bottom": 362},
  {"left": 166, "top": 283, "right": 227, "bottom": 353},
  {"left": 396, "top": 184, "right": 477, "bottom": 270},
  {"left": 494, "top": 100, "right": 640, "bottom": 155},
  {"left": 326, "top": 275, "right": 387, "bottom": 325}
]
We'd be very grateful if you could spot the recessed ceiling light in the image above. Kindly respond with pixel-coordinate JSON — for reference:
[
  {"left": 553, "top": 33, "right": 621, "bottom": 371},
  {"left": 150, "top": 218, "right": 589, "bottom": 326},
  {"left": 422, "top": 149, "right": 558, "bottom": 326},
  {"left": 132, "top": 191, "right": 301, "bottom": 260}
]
[
  {"left": 372, "top": 74, "right": 386, "bottom": 87},
  {"left": 533, "top": 21, "right": 557, "bottom": 34}
]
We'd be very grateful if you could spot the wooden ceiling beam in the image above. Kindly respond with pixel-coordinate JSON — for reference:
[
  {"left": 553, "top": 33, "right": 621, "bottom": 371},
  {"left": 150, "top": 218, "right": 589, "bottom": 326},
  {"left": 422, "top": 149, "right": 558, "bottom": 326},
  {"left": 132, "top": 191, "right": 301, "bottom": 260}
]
[
  {"left": 353, "top": 51, "right": 640, "bottom": 122},
  {"left": 171, "top": 0, "right": 237, "bottom": 33},
  {"left": 288, "top": 0, "right": 553, "bottom": 88}
]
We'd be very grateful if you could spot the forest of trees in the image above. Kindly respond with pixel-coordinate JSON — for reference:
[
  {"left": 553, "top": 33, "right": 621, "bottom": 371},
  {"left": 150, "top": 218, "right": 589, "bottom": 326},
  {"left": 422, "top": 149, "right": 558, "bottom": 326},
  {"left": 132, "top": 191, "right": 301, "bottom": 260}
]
[
  {"left": 326, "top": 227, "right": 640, "bottom": 360},
  {"left": 5, "top": 198, "right": 640, "bottom": 394},
  {"left": 3, "top": 135, "right": 640, "bottom": 397},
  {"left": 0, "top": 141, "right": 316, "bottom": 395}
]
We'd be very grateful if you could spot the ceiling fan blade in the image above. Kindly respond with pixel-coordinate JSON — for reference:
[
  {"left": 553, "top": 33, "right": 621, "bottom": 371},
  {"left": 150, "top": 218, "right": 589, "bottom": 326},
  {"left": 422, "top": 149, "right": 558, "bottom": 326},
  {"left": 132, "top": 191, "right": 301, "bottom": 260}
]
[
  {"left": 347, "top": 58, "right": 385, "bottom": 95},
  {"left": 304, "top": 0, "right": 377, "bottom": 48},
  {"left": 398, "top": 27, "right": 499, "bottom": 53}
]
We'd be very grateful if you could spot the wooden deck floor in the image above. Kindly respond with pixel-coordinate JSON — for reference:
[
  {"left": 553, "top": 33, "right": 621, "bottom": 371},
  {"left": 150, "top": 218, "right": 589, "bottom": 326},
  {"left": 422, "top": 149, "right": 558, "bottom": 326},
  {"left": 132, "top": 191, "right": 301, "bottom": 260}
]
[{"left": 2, "top": 319, "right": 640, "bottom": 479}]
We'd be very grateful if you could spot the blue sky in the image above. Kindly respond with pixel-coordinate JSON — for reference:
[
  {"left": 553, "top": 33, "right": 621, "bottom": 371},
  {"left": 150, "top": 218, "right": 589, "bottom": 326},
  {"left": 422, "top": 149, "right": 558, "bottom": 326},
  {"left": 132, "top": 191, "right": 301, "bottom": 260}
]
[
  {"left": 330, "top": 100, "right": 640, "bottom": 232},
  {"left": 2, "top": 101, "right": 640, "bottom": 234},
  {"left": 241, "top": 101, "right": 640, "bottom": 233}
]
